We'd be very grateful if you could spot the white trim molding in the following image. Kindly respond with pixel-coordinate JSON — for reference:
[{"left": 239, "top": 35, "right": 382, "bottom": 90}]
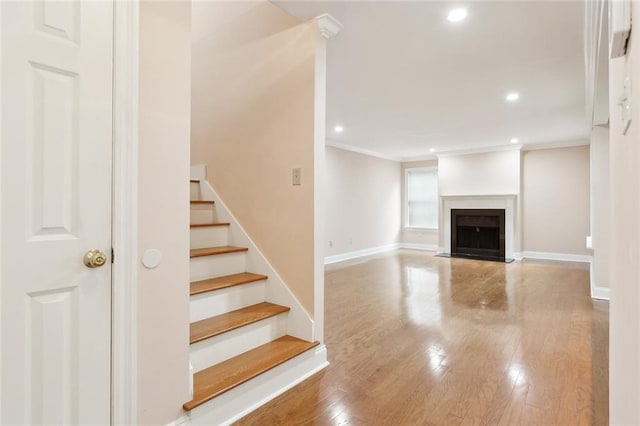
[
  {"left": 436, "top": 144, "right": 522, "bottom": 158},
  {"left": 313, "top": 29, "right": 328, "bottom": 344},
  {"left": 521, "top": 251, "right": 592, "bottom": 263},
  {"left": 324, "top": 243, "right": 400, "bottom": 265},
  {"left": 591, "top": 286, "right": 610, "bottom": 301},
  {"left": 166, "top": 414, "right": 190, "bottom": 426},
  {"left": 313, "top": 13, "right": 343, "bottom": 39},
  {"left": 590, "top": 263, "right": 610, "bottom": 300},
  {"left": 111, "top": 1, "right": 139, "bottom": 424},
  {"left": 0, "top": 3, "right": 3, "bottom": 421},
  {"left": 400, "top": 243, "right": 439, "bottom": 252},
  {"left": 324, "top": 243, "right": 445, "bottom": 265},
  {"left": 325, "top": 139, "right": 401, "bottom": 162}
]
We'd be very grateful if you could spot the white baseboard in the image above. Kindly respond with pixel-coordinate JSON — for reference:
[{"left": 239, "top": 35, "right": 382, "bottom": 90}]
[
  {"left": 324, "top": 243, "right": 399, "bottom": 265},
  {"left": 591, "top": 286, "right": 610, "bottom": 300},
  {"left": 521, "top": 251, "right": 592, "bottom": 263},
  {"left": 590, "top": 263, "right": 610, "bottom": 301},
  {"left": 324, "top": 242, "right": 442, "bottom": 265},
  {"left": 398, "top": 243, "right": 438, "bottom": 251},
  {"left": 166, "top": 414, "right": 190, "bottom": 426}
]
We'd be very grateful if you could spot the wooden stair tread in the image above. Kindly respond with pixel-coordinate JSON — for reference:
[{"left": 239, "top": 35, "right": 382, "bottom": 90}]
[
  {"left": 190, "top": 222, "right": 230, "bottom": 228},
  {"left": 190, "top": 200, "right": 214, "bottom": 205},
  {"left": 183, "top": 336, "right": 319, "bottom": 411},
  {"left": 190, "top": 179, "right": 200, "bottom": 183},
  {"left": 190, "top": 272, "right": 268, "bottom": 295},
  {"left": 190, "top": 302, "right": 290, "bottom": 344},
  {"left": 190, "top": 246, "right": 248, "bottom": 258}
]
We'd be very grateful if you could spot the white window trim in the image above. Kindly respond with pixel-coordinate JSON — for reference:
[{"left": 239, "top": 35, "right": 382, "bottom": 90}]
[{"left": 404, "top": 166, "right": 439, "bottom": 230}]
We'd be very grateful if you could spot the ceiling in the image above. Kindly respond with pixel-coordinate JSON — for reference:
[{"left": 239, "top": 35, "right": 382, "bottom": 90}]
[{"left": 272, "top": 1, "right": 588, "bottom": 161}]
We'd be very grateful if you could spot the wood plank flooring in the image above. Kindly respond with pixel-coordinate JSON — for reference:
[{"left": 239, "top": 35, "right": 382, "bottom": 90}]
[{"left": 235, "top": 249, "right": 609, "bottom": 425}]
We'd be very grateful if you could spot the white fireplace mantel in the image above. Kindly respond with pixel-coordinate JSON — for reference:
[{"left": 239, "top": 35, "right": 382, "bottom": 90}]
[{"left": 440, "top": 194, "right": 518, "bottom": 259}]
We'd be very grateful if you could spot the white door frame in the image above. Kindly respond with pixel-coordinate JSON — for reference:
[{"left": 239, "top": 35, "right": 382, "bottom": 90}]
[{"left": 112, "top": 1, "right": 139, "bottom": 424}]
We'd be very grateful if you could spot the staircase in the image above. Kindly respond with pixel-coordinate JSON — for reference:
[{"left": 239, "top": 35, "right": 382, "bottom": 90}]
[{"left": 184, "top": 177, "right": 323, "bottom": 424}]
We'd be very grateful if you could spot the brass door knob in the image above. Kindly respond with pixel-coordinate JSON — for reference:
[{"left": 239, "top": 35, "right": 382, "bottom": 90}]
[{"left": 84, "top": 249, "right": 107, "bottom": 268}]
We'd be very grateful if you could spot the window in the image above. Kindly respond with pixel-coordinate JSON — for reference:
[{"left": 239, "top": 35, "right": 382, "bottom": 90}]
[{"left": 405, "top": 167, "right": 438, "bottom": 229}]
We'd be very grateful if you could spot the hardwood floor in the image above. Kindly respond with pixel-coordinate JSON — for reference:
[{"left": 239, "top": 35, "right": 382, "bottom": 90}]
[{"left": 235, "top": 249, "right": 609, "bottom": 425}]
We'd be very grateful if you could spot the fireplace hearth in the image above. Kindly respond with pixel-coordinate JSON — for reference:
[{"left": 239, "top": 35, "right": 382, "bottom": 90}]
[{"left": 451, "top": 209, "right": 506, "bottom": 261}]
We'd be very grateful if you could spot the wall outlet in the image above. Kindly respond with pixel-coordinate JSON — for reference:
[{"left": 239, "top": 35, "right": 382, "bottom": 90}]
[{"left": 328, "top": 240, "right": 333, "bottom": 248}]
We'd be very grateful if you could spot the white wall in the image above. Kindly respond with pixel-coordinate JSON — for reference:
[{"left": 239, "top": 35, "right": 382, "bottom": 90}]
[
  {"left": 325, "top": 146, "right": 401, "bottom": 258},
  {"left": 137, "top": 1, "right": 191, "bottom": 424},
  {"left": 609, "top": 1, "right": 640, "bottom": 422},
  {"left": 521, "top": 146, "right": 591, "bottom": 256},
  {"left": 590, "top": 126, "right": 610, "bottom": 291},
  {"left": 438, "top": 149, "right": 521, "bottom": 196}
]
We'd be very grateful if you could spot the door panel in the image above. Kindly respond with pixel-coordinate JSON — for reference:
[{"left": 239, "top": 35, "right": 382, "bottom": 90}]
[{"left": 1, "top": 1, "right": 113, "bottom": 424}]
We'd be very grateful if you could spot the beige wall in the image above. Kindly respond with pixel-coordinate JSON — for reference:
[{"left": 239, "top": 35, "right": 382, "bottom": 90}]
[
  {"left": 400, "top": 159, "right": 439, "bottom": 248},
  {"left": 191, "top": 2, "right": 317, "bottom": 313},
  {"left": 522, "top": 146, "right": 590, "bottom": 256},
  {"left": 137, "top": 1, "right": 191, "bottom": 424},
  {"left": 439, "top": 150, "right": 521, "bottom": 196},
  {"left": 590, "top": 126, "right": 610, "bottom": 289},
  {"left": 325, "top": 147, "right": 401, "bottom": 257},
  {"left": 609, "top": 2, "right": 640, "bottom": 422}
]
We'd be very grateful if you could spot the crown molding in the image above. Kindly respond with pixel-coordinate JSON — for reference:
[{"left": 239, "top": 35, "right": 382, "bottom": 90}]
[
  {"left": 329, "top": 138, "right": 590, "bottom": 163},
  {"left": 436, "top": 144, "right": 523, "bottom": 158},
  {"left": 521, "top": 138, "right": 590, "bottom": 152},
  {"left": 313, "top": 13, "right": 343, "bottom": 39},
  {"left": 326, "top": 140, "right": 401, "bottom": 162}
]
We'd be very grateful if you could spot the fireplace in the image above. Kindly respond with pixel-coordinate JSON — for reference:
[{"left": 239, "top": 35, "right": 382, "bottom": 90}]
[{"left": 451, "top": 209, "right": 505, "bottom": 261}]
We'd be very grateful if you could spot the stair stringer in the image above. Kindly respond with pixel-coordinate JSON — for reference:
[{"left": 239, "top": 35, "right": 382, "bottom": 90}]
[{"left": 190, "top": 165, "right": 316, "bottom": 343}]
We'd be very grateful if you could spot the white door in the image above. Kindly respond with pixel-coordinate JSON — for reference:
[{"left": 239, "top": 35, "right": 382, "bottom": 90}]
[{"left": 1, "top": 1, "right": 113, "bottom": 424}]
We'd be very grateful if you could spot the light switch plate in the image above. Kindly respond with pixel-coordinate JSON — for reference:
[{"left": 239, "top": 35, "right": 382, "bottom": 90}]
[{"left": 292, "top": 168, "right": 301, "bottom": 185}]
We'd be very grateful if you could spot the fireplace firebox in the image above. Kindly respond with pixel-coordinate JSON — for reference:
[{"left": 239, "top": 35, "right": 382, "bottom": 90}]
[{"left": 451, "top": 209, "right": 505, "bottom": 261}]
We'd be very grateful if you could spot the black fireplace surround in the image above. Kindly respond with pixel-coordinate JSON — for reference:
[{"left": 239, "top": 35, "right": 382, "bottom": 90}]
[{"left": 451, "top": 209, "right": 506, "bottom": 261}]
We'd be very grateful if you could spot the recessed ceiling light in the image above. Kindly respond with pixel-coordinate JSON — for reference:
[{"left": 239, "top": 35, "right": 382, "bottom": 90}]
[
  {"left": 429, "top": 148, "right": 436, "bottom": 153},
  {"left": 506, "top": 92, "right": 520, "bottom": 102},
  {"left": 334, "top": 125, "right": 344, "bottom": 133},
  {"left": 510, "top": 138, "right": 519, "bottom": 144},
  {"left": 447, "top": 8, "right": 468, "bottom": 22}
]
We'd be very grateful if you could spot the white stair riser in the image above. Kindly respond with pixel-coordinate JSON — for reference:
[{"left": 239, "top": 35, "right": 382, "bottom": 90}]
[
  {"left": 190, "top": 181, "right": 201, "bottom": 200},
  {"left": 190, "top": 204, "right": 217, "bottom": 224},
  {"left": 190, "top": 252, "right": 246, "bottom": 282},
  {"left": 189, "top": 281, "right": 266, "bottom": 322},
  {"left": 189, "top": 346, "right": 328, "bottom": 426},
  {"left": 190, "top": 314, "right": 288, "bottom": 372},
  {"left": 190, "top": 226, "right": 229, "bottom": 249}
]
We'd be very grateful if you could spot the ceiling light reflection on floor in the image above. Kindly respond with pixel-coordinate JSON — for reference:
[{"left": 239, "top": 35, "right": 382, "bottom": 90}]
[
  {"left": 447, "top": 8, "right": 468, "bottom": 22},
  {"left": 404, "top": 266, "right": 442, "bottom": 326},
  {"left": 506, "top": 92, "right": 520, "bottom": 102}
]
